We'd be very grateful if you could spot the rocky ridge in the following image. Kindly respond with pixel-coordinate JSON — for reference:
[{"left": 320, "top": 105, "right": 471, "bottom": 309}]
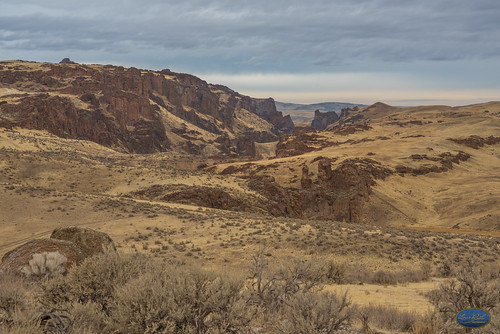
[{"left": 0, "top": 60, "right": 293, "bottom": 155}]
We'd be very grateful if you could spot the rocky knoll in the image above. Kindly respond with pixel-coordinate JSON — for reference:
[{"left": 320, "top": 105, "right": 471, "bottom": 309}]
[{"left": 0, "top": 61, "right": 293, "bottom": 155}]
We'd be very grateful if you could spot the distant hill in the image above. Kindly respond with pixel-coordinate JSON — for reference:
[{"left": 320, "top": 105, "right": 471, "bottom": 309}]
[{"left": 276, "top": 101, "right": 368, "bottom": 124}]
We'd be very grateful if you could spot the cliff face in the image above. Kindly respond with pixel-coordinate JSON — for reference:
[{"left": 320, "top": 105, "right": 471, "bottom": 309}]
[{"left": 0, "top": 61, "right": 293, "bottom": 154}]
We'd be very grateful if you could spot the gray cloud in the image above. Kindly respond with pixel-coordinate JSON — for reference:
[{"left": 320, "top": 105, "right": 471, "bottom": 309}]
[{"left": 1, "top": 0, "right": 499, "bottom": 71}]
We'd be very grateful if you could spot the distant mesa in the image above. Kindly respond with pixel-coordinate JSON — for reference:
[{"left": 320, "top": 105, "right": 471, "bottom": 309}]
[{"left": 59, "top": 58, "right": 77, "bottom": 64}]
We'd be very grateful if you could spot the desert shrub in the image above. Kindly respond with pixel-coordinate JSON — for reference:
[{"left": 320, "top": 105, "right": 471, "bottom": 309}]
[
  {"left": 324, "top": 260, "right": 347, "bottom": 284},
  {"left": 33, "top": 308, "right": 72, "bottom": 334},
  {"left": 420, "top": 262, "right": 432, "bottom": 281},
  {"left": 248, "top": 249, "right": 326, "bottom": 311},
  {"left": 42, "top": 249, "right": 152, "bottom": 312},
  {"left": 348, "top": 267, "right": 423, "bottom": 285},
  {"left": 68, "top": 302, "right": 107, "bottom": 334},
  {"left": 436, "top": 258, "right": 453, "bottom": 277},
  {"left": 372, "top": 270, "right": 396, "bottom": 285},
  {"left": 428, "top": 259, "right": 500, "bottom": 333},
  {"left": 3, "top": 308, "right": 44, "bottom": 334},
  {"left": 0, "top": 272, "right": 34, "bottom": 328},
  {"left": 20, "top": 252, "right": 67, "bottom": 280},
  {"left": 277, "top": 291, "right": 353, "bottom": 334},
  {"left": 359, "top": 305, "right": 421, "bottom": 333},
  {"left": 411, "top": 312, "right": 441, "bottom": 334},
  {"left": 108, "top": 268, "right": 253, "bottom": 334}
]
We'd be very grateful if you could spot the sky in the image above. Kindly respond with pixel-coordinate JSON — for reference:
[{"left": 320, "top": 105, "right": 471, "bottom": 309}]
[{"left": 1, "top": 0, "right": 500, "bottom": 106}]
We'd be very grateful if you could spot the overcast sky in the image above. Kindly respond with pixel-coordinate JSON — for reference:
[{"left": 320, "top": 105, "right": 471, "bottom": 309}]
[{"left": 1, "top": 0, "right": 499, "bottom": 105}]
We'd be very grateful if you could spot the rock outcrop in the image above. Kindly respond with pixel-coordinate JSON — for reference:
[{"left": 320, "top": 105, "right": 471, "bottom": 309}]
[
  {"left": 311, "top": 110, "right": 339, "bottom": 130},
  {"left": 0, "top": 94, "right": 170, "bottom": 153},
  {"left": 59, "top": 58, "right": 77, "bottom": 64},
  {"left": 0, "top": 227, "right": 114, "bottom": 275},
  {"left": 51, "top": 226, "right": 115, "bottom": 258},
  {"left": 0, "top": 239, "right": 85, "bottom": 274},
  {"left": 448, "top": 135, "right": 500, "bottom": 149},
  {"left": 233, "top": 158, "right": 393, "bottom": 222}
]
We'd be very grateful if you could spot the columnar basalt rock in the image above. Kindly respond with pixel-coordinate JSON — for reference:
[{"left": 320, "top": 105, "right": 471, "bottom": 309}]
[{"left": 301, "top": 166, "right": 312, "bottom": 188}]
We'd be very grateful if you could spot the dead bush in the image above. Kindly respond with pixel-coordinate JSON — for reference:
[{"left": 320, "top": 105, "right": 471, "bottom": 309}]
[
  {"left": 324, "top": 260, "right": 347, "bottom": 284},
  {"left": 248, "top": 248, "right": 326, "bottom": 311},
  {"left": 428, "top": 259, "right": 500, "bottom": 332},
  {"left": 359, "top": 305, "right": 421, "bottom": 333},
  {"left": 411, "top": 312, "right": 441, "bottom": 334},
  {"left": 348, "top": 267, "right": 423, "bottom": 285}
]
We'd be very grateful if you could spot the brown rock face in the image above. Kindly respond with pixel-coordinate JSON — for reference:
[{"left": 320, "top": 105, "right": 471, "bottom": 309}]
[
  {"left": 0, "top": 61, "right": 294, "bottom": 155},
  {"left": 128, "top": 184, "right": 250, "bottom": 212},
  {"left": 0, "top": 94, "right": 169, "bottom": 153},
  {"left": 244, "top": 158, "right": 393, "bottom": 222},
  {"left": 448, "top": 135, "right": 500, "bottom": 149},
  {"left": 276, "top": 129, "right": 329, "bottom": 158},
  {"left": 234, "top": 133, "right": 257, "bottom": 157},
  {"left": 59, "top": 58, "right": 77, "bottom": 64},
  {"left": 317, "top": 159, "right": 333, "bottom": 182},
  {"left": 301, "top": 166, "right": 312, "bottom": 188}
]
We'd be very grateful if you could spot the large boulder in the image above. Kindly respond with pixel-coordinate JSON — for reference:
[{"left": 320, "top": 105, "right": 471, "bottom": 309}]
[
  {"left": 0, "top": 238, "right": 85, "bottom": 274},
  {"left": 0, "top": 227, "right": 115, "bottom": 275},
  {"left": 50, "top": 226, "right": 115, "bottom": 258}
]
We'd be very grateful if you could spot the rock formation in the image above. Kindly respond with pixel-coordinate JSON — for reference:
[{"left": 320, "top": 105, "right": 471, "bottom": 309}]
[
  {"left": 59, "top": 58, "right": 77, "bottom": 64},
  {"left": 0, "top": 61, "right": 294, "bottom": 155},
  {"left": 51, "top": 226, "right": 116, "bottom": 258},
  {"left": 0, "top": 239, "right": 85, "bottom": 274},
  {"left": 0, "top": 227, "right": 115, "bottom": 275},
  {"left": 311, "top": 110, "right": 339, "bottom": 130}
]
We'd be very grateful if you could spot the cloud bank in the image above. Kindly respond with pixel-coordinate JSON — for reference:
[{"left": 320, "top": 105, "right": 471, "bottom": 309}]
[{"left": 1, "top": 0, "right": 499, "bottom": 104}]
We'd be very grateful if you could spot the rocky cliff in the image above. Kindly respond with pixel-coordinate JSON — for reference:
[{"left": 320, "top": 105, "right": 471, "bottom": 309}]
[{"left": 0, "top": 61, "right": 293, "bottom": 155}]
